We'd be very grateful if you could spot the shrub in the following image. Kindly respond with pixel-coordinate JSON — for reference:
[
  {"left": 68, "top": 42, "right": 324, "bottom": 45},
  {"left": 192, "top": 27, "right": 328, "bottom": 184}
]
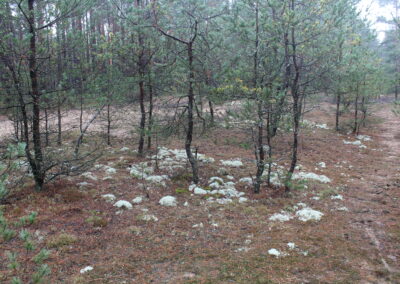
[{"left": 1, "top": 210, "right": 51, "bottom": 283}]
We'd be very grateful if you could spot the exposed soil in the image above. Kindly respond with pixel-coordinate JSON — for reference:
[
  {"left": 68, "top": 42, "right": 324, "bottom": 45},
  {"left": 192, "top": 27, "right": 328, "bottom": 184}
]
[{"left": 0, "top": 102, "right": 399, "bottom": 283}]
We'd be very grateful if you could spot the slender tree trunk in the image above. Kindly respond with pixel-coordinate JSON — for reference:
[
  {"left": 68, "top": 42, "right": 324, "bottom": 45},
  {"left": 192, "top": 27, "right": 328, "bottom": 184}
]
[
  {"left": 253, "top": 0, "right": 264, "bottom": 194},
  {"left": 335, "top": 92, "right": 341, "bottom": 131},
  {"left": 186, "top": 42, "right": 199, "bottom": 184},
  {"left": 353, "top": 89, "right": 359, "bottom": 134},
  {"left": 107, "top": 103, "right": 111, "bottom": 146},
  {"left": 208, "top": 100, "right": 214, "bottom": 125},
  {"left": 138, "top": 77, "right": 146, "bottom": 155},
  {"left": 20, "top": 119, "right": 24, "bottom": 142},
  {"left": 286, "top": 0, "right": 301, "bottom": 193},
  {"left": 266, "top": 106, "right": 273, "bottom": 187},
  {"left": 44, "top": 108, "right": 49, "bottom": 147},
  {"left": 147, "top": 72, "right": 154, "bottom": 150},
  {"left": 137, "top": 0, "right": 146, "bottom": 156},
  {"left": 335, "top": 40, "right": 344, "bottom": 131},
  {"left": 57, "top": 97, "right": 62, "bottom": 146},
  {"left": 28, "top": 0, "right": 44, "bottom": 190}
]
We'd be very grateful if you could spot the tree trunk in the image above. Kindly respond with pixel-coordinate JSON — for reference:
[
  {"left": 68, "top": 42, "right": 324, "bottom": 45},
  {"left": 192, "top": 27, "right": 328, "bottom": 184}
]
[
  {"left": 137, "top": 0, "right": 146, "bottom": 156},
  {"left": 45, "top": 108, "right": 49, "bottom": 147},
  {"left": 353, "top": 90, "right": 359, "bottom": 134},
  {"left": 186, "top": 43, "right": 199, "bottom": 184},
  {"left": 253, "top": 0, "right": 264, "bottom": 194},
  {"left": 147, "top": 71, "right": 154, "bottom": 150},
  {"left": 28, "top": 0, "right": 45, "bottom": 191},
  {"left": 107, "top": 103, "right": 111, "bottom": 146},
  {"left": 335, "top": 92, "right": 341, "bottom": 131},
  {"left": 286, "top": 1, "right": 301, "bottom": 193},
  {"left": 138, "top": 77, "right": 146, "bottom": 155},
  {"left": 57, "top": 97, "right": 62, "bottom": 145}
]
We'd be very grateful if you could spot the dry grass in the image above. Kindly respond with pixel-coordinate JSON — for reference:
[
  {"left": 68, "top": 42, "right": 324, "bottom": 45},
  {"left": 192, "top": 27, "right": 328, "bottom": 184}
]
[{"left": 47, "top": 233, "right": 78, "bottom": 248}]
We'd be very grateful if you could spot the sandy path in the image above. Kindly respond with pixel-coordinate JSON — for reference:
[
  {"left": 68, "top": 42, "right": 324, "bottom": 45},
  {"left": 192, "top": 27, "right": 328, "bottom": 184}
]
[{"left": 345, "top": 104, "right": 400, "bottom": 282}]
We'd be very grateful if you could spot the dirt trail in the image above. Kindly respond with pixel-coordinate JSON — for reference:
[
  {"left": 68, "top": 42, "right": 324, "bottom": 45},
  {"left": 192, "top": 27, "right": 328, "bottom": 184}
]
[{"left": 346, "top": 104, "right": 400, "bottom": 282}]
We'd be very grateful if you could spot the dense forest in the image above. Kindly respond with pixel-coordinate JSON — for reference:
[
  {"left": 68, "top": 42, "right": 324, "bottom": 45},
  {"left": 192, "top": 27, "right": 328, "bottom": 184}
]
[{"left": 0, "top": 0, "right": 399, "bottom": 283}]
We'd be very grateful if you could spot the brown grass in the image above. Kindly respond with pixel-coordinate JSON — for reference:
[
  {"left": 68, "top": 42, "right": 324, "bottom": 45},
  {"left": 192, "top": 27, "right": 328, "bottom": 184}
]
[{"left": 1, "top": 102, "right": 400, "bottom": 283}]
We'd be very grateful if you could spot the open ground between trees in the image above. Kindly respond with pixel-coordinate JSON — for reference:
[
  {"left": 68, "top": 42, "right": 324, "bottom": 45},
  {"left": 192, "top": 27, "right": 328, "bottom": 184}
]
[{"left": 0, "top": 0, "right": 399, "bottom": 283}]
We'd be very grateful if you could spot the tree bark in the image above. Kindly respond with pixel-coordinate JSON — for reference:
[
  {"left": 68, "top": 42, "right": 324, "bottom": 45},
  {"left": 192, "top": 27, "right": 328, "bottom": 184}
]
[
  {"left": 137, "top": 0, "right": 147, "bottom": 156},
  {"left": 286, "top": 0, "right": 301, "bottom": 193},
  {"left": 186, "top": 42, "right": 199, "bottom": 184},
  {"left": 28, "top": 0, "right": 45, "bottom": 191},
  {"left": 253, "top": 0, "right": 264, "bottom": 194},
  {"left": 335, "top": 92, "right": 341, "bottom": 131},
  {"left": 147, "top": 71, "right": 154, "bottom": 150}
]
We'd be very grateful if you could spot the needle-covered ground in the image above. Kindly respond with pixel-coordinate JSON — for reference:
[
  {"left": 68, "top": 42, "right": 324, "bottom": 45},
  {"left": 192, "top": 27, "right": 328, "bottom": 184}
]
[{"left": 1, "top": 102, "right": 399, "bottom": 283}]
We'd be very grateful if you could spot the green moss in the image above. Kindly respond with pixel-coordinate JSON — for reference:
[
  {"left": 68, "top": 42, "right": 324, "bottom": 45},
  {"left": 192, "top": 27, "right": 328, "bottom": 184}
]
[{"left": 175, "top": 188, "right": 189, "bottom": 194}]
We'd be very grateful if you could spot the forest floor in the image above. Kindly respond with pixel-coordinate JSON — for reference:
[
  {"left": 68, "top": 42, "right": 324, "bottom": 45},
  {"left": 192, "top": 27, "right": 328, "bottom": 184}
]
[{"left": 1, "top": 102, "right": 399, "bottom": 283}]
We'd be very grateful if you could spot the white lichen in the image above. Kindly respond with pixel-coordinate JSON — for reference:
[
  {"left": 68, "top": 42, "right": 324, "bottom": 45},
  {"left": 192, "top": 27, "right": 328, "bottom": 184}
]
[
  {"left": 287, "top": 242, "right": 296, "bottom": 250},
  {"left": 193, "top": 187, "right": 208, "bottom": 195},
  {"left": 295, "top": 207, "right": 323, "bottom": 222},
  {"left": 356, "top": 135, "right": 371, "bottom": 141},
  {"left": 268, "top": 248, "right": 281, "bottom": 257},
  {"left": 80, "top": 266, "right": 93, "bottom": 274},
  {"left": 132, "top": 196, "right": 144, "bottom": 204},
  {"left": 269, "top": 212, "right": 293, "bottom": 222},
  {"left": 292, "top": 172, "right": 331, "bottom": 183},
  {"left": 239, "top": 177, "right": 253, "bottom": 185},
  {"left": 220, "top": 159, "right": 243, "bottom": 167},
  {"left": 102, "top": 194, "right": 116, "bottom": 202},
  {"left": 331, "top": 194, "right": 343, "bottom": 200},
  {"left": 159, "top": 196, "right": 177, "bottom": 207},
  {"left": 113, "top": 200, "right": 133, "bottom": 210}
]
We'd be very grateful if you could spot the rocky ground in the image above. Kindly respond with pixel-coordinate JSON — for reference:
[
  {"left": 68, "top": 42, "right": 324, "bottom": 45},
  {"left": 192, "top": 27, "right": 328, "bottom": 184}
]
[{"left": 0, "top": 102, "right": 399, "bottom": 283}]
